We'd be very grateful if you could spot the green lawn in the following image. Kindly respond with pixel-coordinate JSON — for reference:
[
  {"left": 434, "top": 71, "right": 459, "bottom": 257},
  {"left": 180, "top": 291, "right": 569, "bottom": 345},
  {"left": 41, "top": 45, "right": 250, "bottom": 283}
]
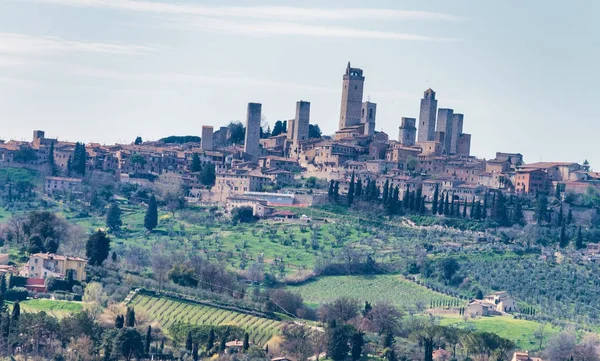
[
  {"left": 19, "top": 299, "right": 83, "bottom": 318},
  {"left": 288, "top": 275, "right": 463, "bottom": 309},
  {"left": 439, "top": 314, "right": 559, "bottom": 351}
]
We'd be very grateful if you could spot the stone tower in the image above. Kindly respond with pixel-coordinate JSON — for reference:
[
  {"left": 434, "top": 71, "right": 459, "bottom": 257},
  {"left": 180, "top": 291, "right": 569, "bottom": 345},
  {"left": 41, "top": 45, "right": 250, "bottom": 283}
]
[
  {"left": 450, "top": 113, "right": 464, "bottom": 154},
  {"left": 436, "top": 108, "right": 454, "bottom": 154},
  {"left": 201, "top": 125, "right": 213, "bottom": 151},
  {"left": 360, "top": 101, "right": 377, "bottom": 136},
  {"left": 244, "top": 102, "right": 262, "bottom": 158},
  {"left": 339, "top": 62, "right": 365, "bottom": 130},
  {"left": 417, "top": 88, "right": 437, "bottom": 143},
  {"left": 457, "top": 133, "right": 471, "bottom": 156},
  {"left": 293, "top": 101, "right": 310, "bottom": 144},
  {"left": 398, "top": 117, "right": 417, "bottom": 146}
]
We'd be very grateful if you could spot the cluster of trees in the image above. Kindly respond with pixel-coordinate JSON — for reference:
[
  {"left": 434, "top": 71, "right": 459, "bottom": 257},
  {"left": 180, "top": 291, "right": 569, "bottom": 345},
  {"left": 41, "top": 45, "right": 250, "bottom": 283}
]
[
  {"left": 190, "top": 154, "right": 217, "bottom": 187},
  {"left": 0, "top": 210, "right": 72, "bottom": 254},
  {"left": 68, "top": 142, "right": 87, "bottom": 176}
]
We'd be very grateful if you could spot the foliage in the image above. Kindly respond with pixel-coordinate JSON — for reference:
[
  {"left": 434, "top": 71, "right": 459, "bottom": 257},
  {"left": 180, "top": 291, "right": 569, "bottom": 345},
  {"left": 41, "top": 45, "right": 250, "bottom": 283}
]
[
  {"left": 231, "top": 206, "right": 257, "bottom": 224},
  {"left": 105, "top": 202, "right": 123, "bottom": 233},
  {"left": 160, "top": 135, "right": 201, "bottom": 144},
  {"left": 144, "top": 195, "right": 158, "bottom": 231},
  {"left": 86, "top": 230, "right": 111, "bottom": 266},
  {"left": 5, "top": 287, "right": 28, "bottom": 301}
]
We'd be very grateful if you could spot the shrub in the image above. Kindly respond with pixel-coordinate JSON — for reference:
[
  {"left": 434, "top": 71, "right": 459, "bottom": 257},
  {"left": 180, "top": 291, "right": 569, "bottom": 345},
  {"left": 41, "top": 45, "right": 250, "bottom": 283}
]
[{"left": 5, "top": 287, "right": 29, "bottom": 301}]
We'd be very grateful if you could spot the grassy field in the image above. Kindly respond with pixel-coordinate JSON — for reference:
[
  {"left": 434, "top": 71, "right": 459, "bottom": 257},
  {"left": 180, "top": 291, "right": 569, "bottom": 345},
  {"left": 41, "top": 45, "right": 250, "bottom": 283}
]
[
  {"left": 19, "top": 299, "right": 83, "bottom": 318},
  {"left": 439, "top": 314, "right": 559, "bottom": 351},
  {"left": 288, "top": 275, "right": 463, "bottom": 309},
  {"left": 129, "top": 293, "right": 284, "bottom": 345}
]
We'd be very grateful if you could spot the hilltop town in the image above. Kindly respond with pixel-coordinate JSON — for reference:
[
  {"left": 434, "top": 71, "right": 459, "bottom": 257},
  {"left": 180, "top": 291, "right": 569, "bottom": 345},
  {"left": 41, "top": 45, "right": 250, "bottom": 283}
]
[
  {"left": 1, "top": 63, "right": 597, "bottom": 221},
  {"left": 1, "top": 62, "right": 600, "bottom": 361}
]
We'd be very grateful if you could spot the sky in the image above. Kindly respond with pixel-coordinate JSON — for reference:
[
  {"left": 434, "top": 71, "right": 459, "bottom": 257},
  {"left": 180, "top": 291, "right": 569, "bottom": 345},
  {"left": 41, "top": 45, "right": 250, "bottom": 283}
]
[{"left": 0, "top": 0, "right": 599, "bottom": 167}]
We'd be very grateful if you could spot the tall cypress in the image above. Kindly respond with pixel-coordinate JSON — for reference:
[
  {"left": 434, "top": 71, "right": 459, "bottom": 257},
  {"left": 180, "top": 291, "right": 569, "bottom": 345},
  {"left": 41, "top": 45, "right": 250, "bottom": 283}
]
[
  {"left": 348, "top": 172, "right": 355, "bottom": 206},
  {"left": 432, "top": 184, "right": 439, "bottom": 214},
  {"left": 470, "top": 197, "right": 475, "bottom": 218},
  {"left": 462, "top": 199, "right": 468, "bottom": 218},
  {"left": 144, "top": 195, "right": 158, "bottom": 231},
  {"left": 482, "top": 192, "right": 488, "bottom": 219},
  {"left": 382, "top": 180, "right": 390, "bottom": 205}
]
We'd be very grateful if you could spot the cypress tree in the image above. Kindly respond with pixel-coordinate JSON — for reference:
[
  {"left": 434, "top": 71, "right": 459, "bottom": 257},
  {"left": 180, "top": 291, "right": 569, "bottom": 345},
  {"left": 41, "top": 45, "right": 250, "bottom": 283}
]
[
  {"left": 432, "top": 184, "right": 439, "bottom": 215},
  {"left": 207, "top": 328, "right": 215, "bottom": 351},
  {"left": 186, "top": 330, "right": 193, "bottom": 351},
  {"left": 470, "top": 197, "right": 475, "bottom": 218},
  {"left": 450, "top": 194, "right": 455, "bottom": 217},
  {"left": 144, "top": 195, "right": 158, "bottom": 231},
  {"left": 191, "top": 153, "right": 202, "bottom": 172},
  {"left": 355, "top": 178, "right": 362, "bottom": 198},
  {"left": 559, "top": 225, "right": 568, "bottom": 248},
  {"left": 219, "top": 330, "right": 228, "bottom": 353},
  {"left": 348, "top": 172, "right": 355, "bottom": 206},
  {"left": 242, "top": 332, "right": 249, "bottom": 352},
  {"left": 513, "top": 197, "right": 524, "bottom": 225},
  {"left": 557, "top": 203, "right": 564, "bottom": 227},
  {"left": 333, "top": 181, "right": 339, "bottom": 201},
  {"left": 462, "top": 199, "right": 467, "bottom": 218},
  {"left": 106, "top": 202, "right": 123, "bottom": 233},
  {"left": 438, "top": 193, "right": 445, "bottom": 215},
  {"left": 48, "top": 141, "right": 57, "bottom": 176},
  {"left": 192, "top": 343, "right": 199, "bottom": 361},
  {"left": 145, "top": 325, "right": 152, "bottom": 354},
  {"left": 403, "top": 186, "right": 410, "bottom": 209},
  {"left": 491, "top": 192, "right": 509, "bottom": 226},
  {"left": 328, "top": 180, "right": 335, "bottom": 199},
  {"left": 576, "top": 226, "right": 584, "bottom": 249},
  {"left": 482, "top": 192, "right": 488, "bottom": 219},
  {"left": 351, "top": 331, "right": 364, "bottom": 361},
  {"left": 382, "top": 180, "right": 389, "bottom": 205},
  {"left": 125, "top": 307, "right": 135, "bottom": 327},
  {"left": 11, "top": 301, "right": 20, "bottom": 322}
]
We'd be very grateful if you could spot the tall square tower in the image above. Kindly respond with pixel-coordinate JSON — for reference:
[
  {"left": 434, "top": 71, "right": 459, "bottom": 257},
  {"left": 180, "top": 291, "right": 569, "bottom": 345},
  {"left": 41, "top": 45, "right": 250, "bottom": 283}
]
[
  {"left": 398, "top": 117, "right": 417, "bottom": 146},
  {"left": 360, "top": 101, "right": 377, "bottom": 136},
  {"left": 436, "top": 108, "right": 454, "bottom": 154},
  {"left": 293, "top": 101, "right": 310, "bottom": 144},
  {"left": 450, "top": 113, "right": 464, "bottom": 154},
  {"left": 339, "top": 62, "right": 365, "bottom": 130},
  {"left": 201, "top": 125, "right": 213, "bottom": 151},
  {"left": 244, "top": 102, "right": 262, "bottom": 158},
  {"left": 417, "top": 89, "right": 437, "bottom": 143}
]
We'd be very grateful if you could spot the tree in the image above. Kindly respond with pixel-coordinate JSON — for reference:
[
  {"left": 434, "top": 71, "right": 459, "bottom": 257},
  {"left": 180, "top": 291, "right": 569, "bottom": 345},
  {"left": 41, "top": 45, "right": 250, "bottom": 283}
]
[
  {"left": 309, "top": 124, "right": 322, "bottom": 139},
  {"left": 348, "top": 173, "right": 355, "bottom": 206},
  {"left": 113, "top": 328, "right": 144, "bottom": 361},
  {"left": 512, "top": 197, "right": 525, "bottom": 225},
  {"left": 145, "top": 325, "right": 152, "bottom": 354},
  {"left": 535, "top": 194, "right": 549, "bottom": 224},
  {"left": 333, "top": 181, "right": 340, "bottom": 201},
  {"left": 134, "top": 136, "right": 143, "bottom": 145},
  {"left": 144, "top": 195, "right": 158, "bottom": 231},
  {"left": 125, "top": 307, "right": 135, "bottom": 327},
  {"left": 231, "top": 206, "right": 256, "bottom": 224},
  {"left": 226, "top": 122, "right": 245, "bottom": 145},
  {"left": 190, "top": 153, "right": 202, "bottom": 172},
  {"left": 382, "top": 180, "right": 390, "bottom": 205},
  {"left": 21, "top": 210, "right": 68, "bottom": 253},
  {"left": 583, "top": 159, "right": 591, "bottom": 172},
  {"left": 575, "top": 226, "right": 584, "bottom": 249},
  {"left": 192, "top": 343, "right": 199, "bottom": 361},
  {"left": 462, "top": 199, "right": 468, "bottom": 218},
  {"left": 219, "top": 330, "right": 229, "bottom": 353},
  {"left": 491, "top": 192, "right": 510, "bottom": 226},
  {"left": 86, "top": 230, "right": 111, "bottom": 266},
  {"left": 320, "top": 297, "right": 360, "bottom": 323},
  {"left": 207, "top": 328, "right": 215, "bottom": 351},
  {"left": 83, "top": 282, "right": 107, "bottom": 320},
  {"left": 366, "top": 302, "right": 403, "bottom": 334},
  {"left": 567, "top": 208, "right": 573, "bottom": 225},
  {"left": 200, "top": 163, "right": 216, "bottom": 186},
  {"left": 243, "top": 332, "right": 249, "bottom": 352},
  {"left": 272, "top": 120, "right": 285, "bottom": 136},
  {"left": 432, "top": 184, "right": 439, "bottom": 215},
  {"left": 72, "top": 142, "right": 87, "bottom": 176},
  {"left": 350, "top": 331, "right": 364, "bottom": 361},
  {"left": 440, "top": 258, "right": 460, "bottom": 285},
  {"left": 48, "top": 141, "right": 57, "bottom": 176},
  {"left": 482, "top": 192, "right": 488, "bottom": 219},
  {"left": 559, "top": 225, "right": 568, "bottom": 248},
  {"left": 105, "top": 203, "right": 122, "bottom": 233},
  {"left": 11, "top": 300, "right": 20, "bottom": 322},
  {"left": 557, "top": 203, "right": 564, "bottom": 227},
  {"left": 186, "top": 330, "right": 193, "bottom": 351},
  {"left": 115, "top": 314, "right": 124, "bottom": 329},
  {"left": 326, "top": 323, "right": 353, "bottom": 361}
]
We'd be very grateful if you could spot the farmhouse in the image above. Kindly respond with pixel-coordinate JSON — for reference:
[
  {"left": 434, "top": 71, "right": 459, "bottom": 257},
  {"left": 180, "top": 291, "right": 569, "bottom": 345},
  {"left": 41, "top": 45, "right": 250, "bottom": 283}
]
[
  {"left": 466, "top": 300, "right": 496, "bottom": 317},
  {"left": 484, "top": 291, "right": 519, "bottom": 313}
]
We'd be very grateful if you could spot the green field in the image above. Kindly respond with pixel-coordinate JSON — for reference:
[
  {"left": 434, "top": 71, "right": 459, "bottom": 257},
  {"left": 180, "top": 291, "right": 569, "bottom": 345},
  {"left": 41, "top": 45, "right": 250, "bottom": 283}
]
[
  {"left": 19, "top": 299, "right": 83, "bottom": 318},
  {"left": 439, "top": 314, "right": 559, "bottom": 351},
  {"left": 288, "top": 275, "right": 463, "bottom": 309},
  {"left": 129, "top": 294, "right": 284, "bottom": 345}
]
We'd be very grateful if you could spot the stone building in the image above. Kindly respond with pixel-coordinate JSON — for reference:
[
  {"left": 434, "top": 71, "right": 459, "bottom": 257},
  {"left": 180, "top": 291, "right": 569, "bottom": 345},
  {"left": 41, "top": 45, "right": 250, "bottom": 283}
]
[
  {"left": 244, "top": 102, "right": 262, "bottom": 158},
  {"left": 457, "top": 134, "right": 471, "bottom": 156},
  {"left": 436, "top": 108, "right": 454, "bottom": 154},
  {"left": 398, "top": 117, "right": 417, "bottom": 146},
  {"left": 292, "top": 100, "right": 310, "bottom": 149},
  {"left": 450, "top": 113, "right": 464, "bottom": 154},
  {"left": 417, "top": 89, "right": 437, "bottom": 143},
  {"left": 201, "top": 125, "right": 214, "bottom": 150},
  {"left": 361, "top": 101, "right": 377, "bottom": 136},
  {"left": 338, "top": 62, "right": 365, "bottom": 130}
]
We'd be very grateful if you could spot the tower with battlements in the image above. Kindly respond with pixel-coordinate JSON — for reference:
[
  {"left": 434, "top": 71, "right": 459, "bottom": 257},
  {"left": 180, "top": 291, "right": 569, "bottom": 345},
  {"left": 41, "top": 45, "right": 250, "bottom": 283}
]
[
  {"left": 417, "top": 89, "right": 437, "bottom": 143},
  {"left": 398, "top": 117, "right": 417, "bottom": 146},
  {"left": 339, "top": 62, "right": 365, "bottom": 130}
]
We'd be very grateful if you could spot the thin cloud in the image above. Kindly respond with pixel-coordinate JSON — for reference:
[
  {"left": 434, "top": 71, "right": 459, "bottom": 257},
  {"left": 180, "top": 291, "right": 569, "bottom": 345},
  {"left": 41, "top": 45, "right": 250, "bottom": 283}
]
[
  {"left": 0, "top": 76, "right": 38, "bottom": 88},
  {"left": 0, "top": 33, "right": 158, "bottom": 56},
  {"left": 178, "top": 18, "right": 456, "bottom": 41},
  {"left": 32, "top": 0, "right": 463, "bottom": 22},
  {"left": 69, "top": 65, "right": 338, "bottom": 93}
]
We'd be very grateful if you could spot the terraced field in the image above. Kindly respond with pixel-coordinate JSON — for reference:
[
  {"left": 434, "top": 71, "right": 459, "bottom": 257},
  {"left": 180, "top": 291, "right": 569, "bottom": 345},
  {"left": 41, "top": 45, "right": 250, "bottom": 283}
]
[
  {"left": 289, "top": 275, "right": 464, "bottom": 309},
  {"left": 129, "top": 294, "right": 283, "bottom": 345}
]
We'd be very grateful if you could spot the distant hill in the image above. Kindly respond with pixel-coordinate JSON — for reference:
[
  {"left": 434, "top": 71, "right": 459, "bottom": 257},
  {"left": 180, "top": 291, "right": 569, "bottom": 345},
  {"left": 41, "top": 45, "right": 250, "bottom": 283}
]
[{"left": 159, "top": 135, "right": 201, "bottom": 144}]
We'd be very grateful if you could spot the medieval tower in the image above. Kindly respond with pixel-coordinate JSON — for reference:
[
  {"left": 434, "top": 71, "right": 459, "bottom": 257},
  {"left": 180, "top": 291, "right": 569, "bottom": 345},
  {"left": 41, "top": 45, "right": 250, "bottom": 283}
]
[
  {"left": 244, "top": 102, "right": 262, "bottom": 157},
  {"left": 338, "top": 62, "right": 365, "bottom": 130},
  {"left": 417, "top": 88, "right": 437, "bottom": 143}
]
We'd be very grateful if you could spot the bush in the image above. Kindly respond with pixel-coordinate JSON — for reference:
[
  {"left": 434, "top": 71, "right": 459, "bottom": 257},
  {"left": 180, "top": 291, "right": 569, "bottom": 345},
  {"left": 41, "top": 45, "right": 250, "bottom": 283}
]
[
  {"left": 45, "top": 277, "right": 69, "bottom": 292},
  {"left": 8, "top": 275, "right": 27, "bottom": 288},
  {"left": 5, "top": 287, "right": 29, "bottom": 301}
]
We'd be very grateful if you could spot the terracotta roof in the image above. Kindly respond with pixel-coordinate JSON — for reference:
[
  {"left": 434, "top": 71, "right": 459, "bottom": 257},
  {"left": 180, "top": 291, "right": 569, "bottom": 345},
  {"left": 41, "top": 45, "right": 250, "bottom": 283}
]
[{"left": 31, "top": 253, "right": 87, "bottom": 262}]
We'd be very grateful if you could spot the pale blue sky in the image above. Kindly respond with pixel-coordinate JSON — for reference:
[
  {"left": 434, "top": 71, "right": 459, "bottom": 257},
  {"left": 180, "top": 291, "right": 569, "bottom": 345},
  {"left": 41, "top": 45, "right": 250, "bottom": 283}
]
[{"left": 0, "top": 0, "right": 598, "bottom": 166}]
